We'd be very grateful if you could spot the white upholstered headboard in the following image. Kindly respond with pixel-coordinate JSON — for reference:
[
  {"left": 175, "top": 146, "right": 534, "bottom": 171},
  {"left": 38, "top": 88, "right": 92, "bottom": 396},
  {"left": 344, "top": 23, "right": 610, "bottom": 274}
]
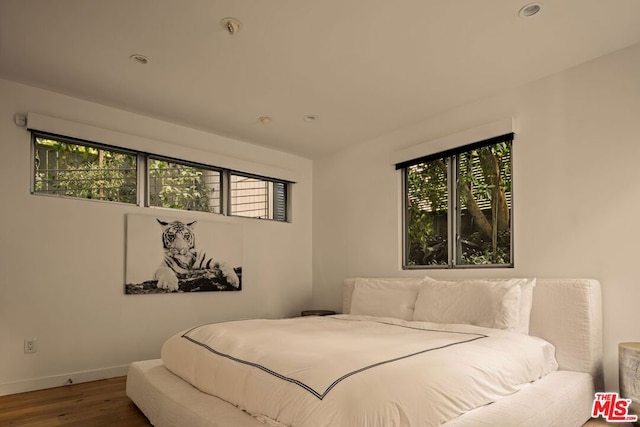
[{"left": 343, "top": 278, "right": 603, "bottom": 390}]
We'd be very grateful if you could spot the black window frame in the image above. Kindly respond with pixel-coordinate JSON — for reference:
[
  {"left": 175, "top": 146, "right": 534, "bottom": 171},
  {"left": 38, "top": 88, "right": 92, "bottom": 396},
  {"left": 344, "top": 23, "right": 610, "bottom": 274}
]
[
  {"left": 147, "top": 155, "right": 224, "bottom": 214},
  {"left": 228, "top": 172, "right": 289, "bottom": 222},
  {"left": 29, "top": 130, "right": 292, "bottom": 223},
  {"left": 398, "top": 133, "right": 514, "bottom": 269},
  {"left": 32, "top": 131, "right": 139, "bottom": 205}
]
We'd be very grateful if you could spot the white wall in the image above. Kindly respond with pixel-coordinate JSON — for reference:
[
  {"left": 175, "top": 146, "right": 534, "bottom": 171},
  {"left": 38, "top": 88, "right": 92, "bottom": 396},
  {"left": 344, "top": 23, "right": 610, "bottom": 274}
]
[
  {"left": 312, "top": 42, "right": 640, "bottom": 392},
  {"left": 0, "top": 79, "right": 313, "bottom": 394}
]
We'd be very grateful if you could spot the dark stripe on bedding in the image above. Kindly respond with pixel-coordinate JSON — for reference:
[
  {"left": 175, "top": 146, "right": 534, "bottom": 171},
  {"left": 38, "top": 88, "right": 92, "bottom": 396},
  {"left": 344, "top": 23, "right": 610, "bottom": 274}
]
[
  {"left": 181, "top": 319, "right": 487, "bottom": 400},
  {"left": 181, "top": 334, "right": 323, "bottom": 398},
  {"left": 319, "top": 335, "right": 486, "bottom": 398},
  {"left": 328, "top": 316, "right": 491, "bottom": 336}
]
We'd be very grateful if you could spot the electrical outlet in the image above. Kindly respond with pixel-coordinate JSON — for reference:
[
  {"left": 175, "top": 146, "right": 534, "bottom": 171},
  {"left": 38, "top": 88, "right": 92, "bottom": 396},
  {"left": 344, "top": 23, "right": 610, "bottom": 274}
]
[{"left": 24, "top": 338, "right": 37, "bottom": 354}]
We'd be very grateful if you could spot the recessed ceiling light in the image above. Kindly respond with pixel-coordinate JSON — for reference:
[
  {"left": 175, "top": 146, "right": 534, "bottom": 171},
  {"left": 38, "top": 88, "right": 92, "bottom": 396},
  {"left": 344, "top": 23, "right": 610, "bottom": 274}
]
[
  {"left": 129, "top": 54, "right": 150, "bottom": 65},
  {"left": 304, "top": 115, "right": 317, "bottom": 122},
  {"left": 519, "top": 3, "right": 542, "bottom": 17},
  {"left": 258, "top": 116, "right": 272, "bottom": 125}
]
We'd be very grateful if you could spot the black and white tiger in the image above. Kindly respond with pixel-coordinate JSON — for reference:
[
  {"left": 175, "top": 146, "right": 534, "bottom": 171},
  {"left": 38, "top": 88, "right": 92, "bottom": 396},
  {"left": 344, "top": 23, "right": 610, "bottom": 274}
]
[{"left": 154, "top": 219, "right": 240, "bottom": 291}]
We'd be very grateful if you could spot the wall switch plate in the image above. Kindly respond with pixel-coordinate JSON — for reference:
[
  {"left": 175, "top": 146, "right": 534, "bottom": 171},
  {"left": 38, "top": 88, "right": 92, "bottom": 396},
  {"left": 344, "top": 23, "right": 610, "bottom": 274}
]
[{"left": 24, "top": 337, "right": 37, "bottom": 354}]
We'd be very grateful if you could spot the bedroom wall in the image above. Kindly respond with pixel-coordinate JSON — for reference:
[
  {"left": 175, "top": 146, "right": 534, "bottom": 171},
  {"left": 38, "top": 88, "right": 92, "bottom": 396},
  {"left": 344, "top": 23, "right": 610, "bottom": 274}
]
[
  {"left": 312, "top": 42, "right": 640, "bottom": 392},
  {"left": 0, "top": 79, "right": 313, "bottom": 394}
]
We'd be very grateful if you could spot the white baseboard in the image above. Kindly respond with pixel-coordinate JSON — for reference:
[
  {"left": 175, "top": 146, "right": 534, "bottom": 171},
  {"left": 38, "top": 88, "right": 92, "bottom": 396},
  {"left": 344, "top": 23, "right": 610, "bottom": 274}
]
[{"left": 0, "top": 364, "right": 129, "bottom": 396}]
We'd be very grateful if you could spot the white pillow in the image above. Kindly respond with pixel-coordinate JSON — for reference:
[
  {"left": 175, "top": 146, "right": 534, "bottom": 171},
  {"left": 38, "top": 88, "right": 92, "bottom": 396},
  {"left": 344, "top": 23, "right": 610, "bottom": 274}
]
[
  {"left": 513, "top": 278, "right": 536, "bottom": 334},
  {"left": 466, "top": 277, "right": 536, "bottom": 334},
  {"left": 413, "top": 277, "right": 522, "bottom": 330},
  {"left": 414, "top": 277, "right": 536, "bottom": 333},
  {"left": 350, "top": 278, "right": 422, "bottom": 320}
]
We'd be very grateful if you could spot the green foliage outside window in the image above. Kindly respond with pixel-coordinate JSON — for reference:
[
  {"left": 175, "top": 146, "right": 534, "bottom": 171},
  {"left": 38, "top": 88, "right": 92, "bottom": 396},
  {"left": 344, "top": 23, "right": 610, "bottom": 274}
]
[
  {"left": 406, "top": 140, "right": 512, "bottom": 267},
  {"left": 406, "top": 160, "right": 448, "bottom": 266},
  {"left": 34, "top": 138, "right": 137, "bottom": 203},
  {"left": 33, "top": 137, "right": 220, "bottom": 213},
  {"left": 148, "top": 159, "right": 220, "bottom": 213}
]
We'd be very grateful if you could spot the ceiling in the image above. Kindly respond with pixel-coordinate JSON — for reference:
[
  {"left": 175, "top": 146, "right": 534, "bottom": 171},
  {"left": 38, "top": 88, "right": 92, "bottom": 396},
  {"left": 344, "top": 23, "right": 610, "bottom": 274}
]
[{"left": 2, "top": 1, "right": 640, "bottom": 159}]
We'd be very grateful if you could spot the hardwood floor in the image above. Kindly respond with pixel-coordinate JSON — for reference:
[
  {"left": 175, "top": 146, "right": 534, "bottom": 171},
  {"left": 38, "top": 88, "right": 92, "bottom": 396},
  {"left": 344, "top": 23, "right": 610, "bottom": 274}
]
[
  {"left": 0, "top": 376, "right": 634, "bottom": 426},
  {"left": 584, "top": 419, "right": 635, "bottom": 426},
  {"left": 0, "top": 376, "right": 151, "bottom": 426}
]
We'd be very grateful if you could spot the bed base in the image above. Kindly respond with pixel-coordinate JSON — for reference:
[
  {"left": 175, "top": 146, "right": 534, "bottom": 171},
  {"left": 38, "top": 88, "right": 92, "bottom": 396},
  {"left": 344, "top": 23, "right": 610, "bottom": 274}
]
[
  {"left": 127, "top": 359, "right": 594, "bottom": 427},
  {"left": 127, "top": 278, "right": 602, "bottom": 426}
]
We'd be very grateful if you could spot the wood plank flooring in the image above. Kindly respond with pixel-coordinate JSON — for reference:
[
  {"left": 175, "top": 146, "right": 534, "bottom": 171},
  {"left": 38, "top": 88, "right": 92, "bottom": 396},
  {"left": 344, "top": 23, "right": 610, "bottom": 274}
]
[
  {"left": 584, "top": 419, "right": 634, "bottom": 426},
  {"left": 0, "top": 376, "right": 634, "bottom": 426},
  {"left": 0, "top": 376, "right": 151, "bottom": 426}
]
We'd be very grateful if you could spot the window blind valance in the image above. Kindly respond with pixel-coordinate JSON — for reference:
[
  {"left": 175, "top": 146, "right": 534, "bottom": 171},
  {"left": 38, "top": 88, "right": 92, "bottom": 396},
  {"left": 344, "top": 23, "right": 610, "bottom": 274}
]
[
  {"left": 395, "top": 132, "right": 514, "bottom": 170},
  {"left": 26, "top": 112, "right": 299, "bottom": 183}
]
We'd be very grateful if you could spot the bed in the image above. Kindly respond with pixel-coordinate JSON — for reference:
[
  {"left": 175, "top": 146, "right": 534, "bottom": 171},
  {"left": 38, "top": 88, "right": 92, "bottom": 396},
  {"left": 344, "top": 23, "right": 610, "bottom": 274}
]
[{"left": 126, "top": 277, "right": 603, "bottom": 426}]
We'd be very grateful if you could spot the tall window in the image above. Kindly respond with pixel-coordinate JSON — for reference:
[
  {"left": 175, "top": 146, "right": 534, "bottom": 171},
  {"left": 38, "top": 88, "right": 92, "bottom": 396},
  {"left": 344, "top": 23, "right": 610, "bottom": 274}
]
[
  {"left": 400, "top": 133, "right": 513, "bottom": 268},
  {"left": 31, "top": 131, "right": 291, "bottom": 222}
]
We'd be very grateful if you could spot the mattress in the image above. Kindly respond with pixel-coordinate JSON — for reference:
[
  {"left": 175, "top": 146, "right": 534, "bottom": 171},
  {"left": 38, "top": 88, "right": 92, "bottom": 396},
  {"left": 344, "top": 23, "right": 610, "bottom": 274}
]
[
  {"left": 160, "top": 315, "right": 558, "bottom": 427},
  {"left": 126, "top": 359, "right": 595, "bottom": 427}
]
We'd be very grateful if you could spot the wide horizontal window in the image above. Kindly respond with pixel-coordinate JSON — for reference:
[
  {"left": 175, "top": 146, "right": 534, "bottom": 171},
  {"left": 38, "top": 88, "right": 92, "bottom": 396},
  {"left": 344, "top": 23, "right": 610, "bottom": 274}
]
[
  {"left": 34, "top": 135, "right": 137, "bottom": 204},
  {"left": 399, "top": 133, "right": 513, "bottom": 268},
  {"left": 30, "top": 131, "right": 291, "bottom": 222}
]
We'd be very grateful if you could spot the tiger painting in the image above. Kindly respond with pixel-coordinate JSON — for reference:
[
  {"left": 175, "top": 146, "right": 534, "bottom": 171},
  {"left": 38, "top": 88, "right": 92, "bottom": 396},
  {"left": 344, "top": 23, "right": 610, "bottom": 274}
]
[{"left": 154, "top": 219, "right": 240, "bottom": 292}]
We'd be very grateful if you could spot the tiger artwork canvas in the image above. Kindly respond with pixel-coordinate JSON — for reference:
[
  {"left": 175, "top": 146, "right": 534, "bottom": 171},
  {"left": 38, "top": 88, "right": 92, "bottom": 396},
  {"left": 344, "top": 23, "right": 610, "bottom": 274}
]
[{"left": 125, "top": 214, "right": 242, "bottom": 294}]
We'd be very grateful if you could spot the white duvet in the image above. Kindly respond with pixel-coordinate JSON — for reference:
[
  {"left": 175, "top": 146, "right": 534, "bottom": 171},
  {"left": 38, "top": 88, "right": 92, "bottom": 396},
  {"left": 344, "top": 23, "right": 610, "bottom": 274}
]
[{"left": 161, "top": 315, "right": 558, "bottom": 427}]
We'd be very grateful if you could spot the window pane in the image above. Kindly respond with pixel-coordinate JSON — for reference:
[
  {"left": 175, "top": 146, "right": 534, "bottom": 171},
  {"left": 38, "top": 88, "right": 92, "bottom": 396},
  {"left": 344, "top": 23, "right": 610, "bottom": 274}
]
[
  {"left": 405, "top": 159, "right": 449, "bottom": 266},
  {"left": 230, "top": 174, "right": 287, "bottom": 221},
  {"left": 148, "top": 159, "right": 221, "bottom": 213},
  {"left": 457, "top": 141, "right": 512, "bottom": 265},
  {"left": 34, "top": 136, "right": 137, "bottom": 203}
]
